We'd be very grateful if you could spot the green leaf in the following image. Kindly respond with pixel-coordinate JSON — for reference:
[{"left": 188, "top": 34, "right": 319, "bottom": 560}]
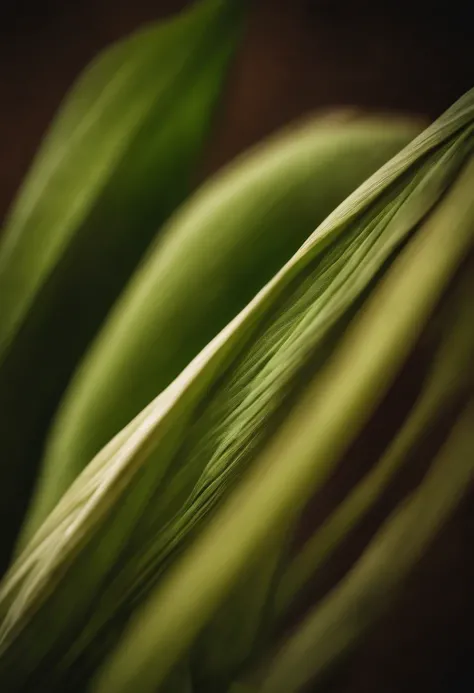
[
  {"left": 255, "top": 398, "right": 474, "bottom": 693},
  {"left": 0, "top": 0, "right": 243, "bottom": 569}
]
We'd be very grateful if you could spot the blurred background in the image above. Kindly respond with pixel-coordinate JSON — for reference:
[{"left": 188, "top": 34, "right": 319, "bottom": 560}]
[{"left": 0, "top": 1, "right": 473, "bottom": 691}]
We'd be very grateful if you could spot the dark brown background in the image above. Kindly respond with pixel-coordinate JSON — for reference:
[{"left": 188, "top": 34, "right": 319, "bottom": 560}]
[{"left": 0, "top": 1, "right": 473, "bottom": 691}]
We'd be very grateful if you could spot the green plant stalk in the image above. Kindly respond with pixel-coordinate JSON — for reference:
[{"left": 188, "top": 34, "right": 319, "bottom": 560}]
[
  {"left": 254, "top": 399, "right": 474, "bottom": 693},
  {"left": 276, "top": 272, "right": 474, "bottom": 615},
  {"left": 90, "top": 156, "right": 474, "bottom": 693}
]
